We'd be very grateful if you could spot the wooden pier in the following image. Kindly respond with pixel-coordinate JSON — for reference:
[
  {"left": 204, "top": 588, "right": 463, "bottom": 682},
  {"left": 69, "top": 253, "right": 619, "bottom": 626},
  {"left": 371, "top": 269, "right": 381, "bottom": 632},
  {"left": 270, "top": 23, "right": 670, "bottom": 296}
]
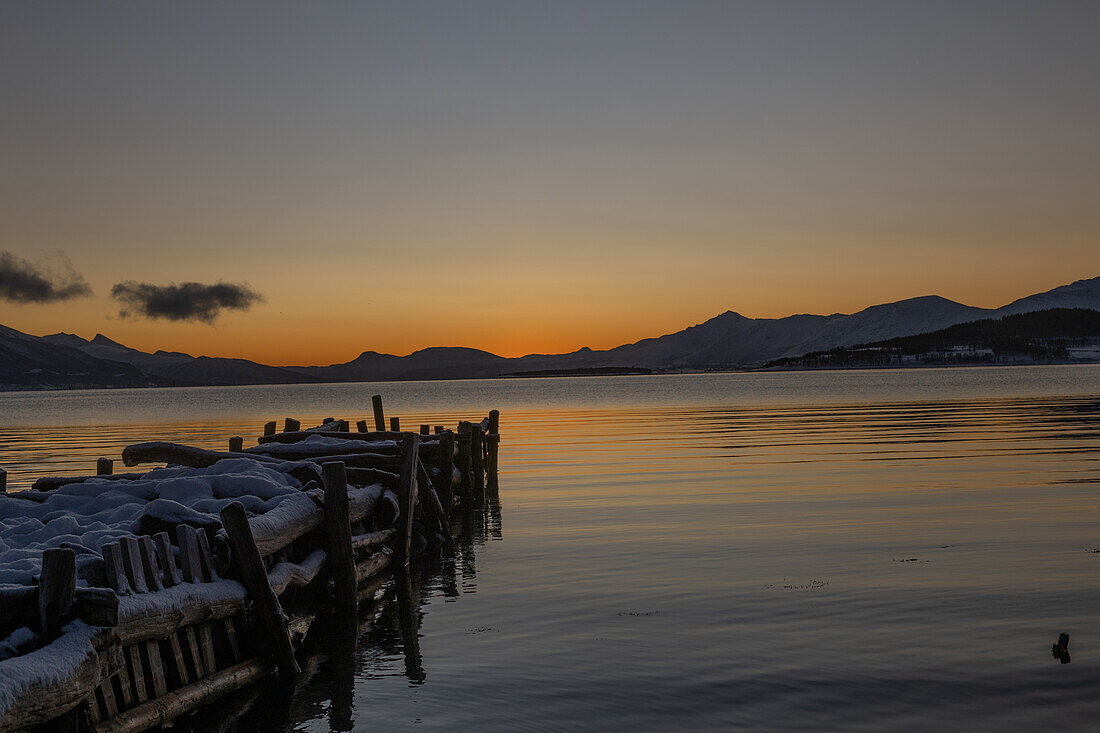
[{"left": 0, "top": 396, "right": 501, "bottom": 732}]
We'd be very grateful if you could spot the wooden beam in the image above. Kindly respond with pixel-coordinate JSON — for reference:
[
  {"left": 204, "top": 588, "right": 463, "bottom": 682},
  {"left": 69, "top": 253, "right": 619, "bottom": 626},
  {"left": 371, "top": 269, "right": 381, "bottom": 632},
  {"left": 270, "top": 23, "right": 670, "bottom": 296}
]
[
  {"left": 323, "top": 462, "right": 357, "bottom": 627},
  {"left": 219, "top": 501, "right": 300, "bottom": 679},
  {"left": 394, "top": 434, "right": 419, "bottom": 567},
  {"left": 38, "top": 548, "right": 76, "bottom": 640}
]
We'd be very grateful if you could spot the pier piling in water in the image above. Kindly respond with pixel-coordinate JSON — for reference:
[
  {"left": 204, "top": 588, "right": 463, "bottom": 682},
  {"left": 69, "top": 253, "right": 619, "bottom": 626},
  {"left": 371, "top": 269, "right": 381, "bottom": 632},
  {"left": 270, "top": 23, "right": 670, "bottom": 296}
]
[{"left": 0, "top": 397, "right": 503, "bottom": 731}]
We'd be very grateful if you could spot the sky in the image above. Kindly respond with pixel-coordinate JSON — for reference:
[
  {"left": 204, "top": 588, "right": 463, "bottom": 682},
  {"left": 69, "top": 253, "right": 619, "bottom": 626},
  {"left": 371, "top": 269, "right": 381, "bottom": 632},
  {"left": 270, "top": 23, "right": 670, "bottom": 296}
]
[{"left": 1, "top": 1, "right": 1098, "bottom": 365}]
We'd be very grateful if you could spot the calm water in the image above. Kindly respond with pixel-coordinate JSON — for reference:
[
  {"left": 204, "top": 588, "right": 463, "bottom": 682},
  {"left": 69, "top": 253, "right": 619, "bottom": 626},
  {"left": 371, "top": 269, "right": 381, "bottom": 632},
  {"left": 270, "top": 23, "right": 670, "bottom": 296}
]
[{"left": 3, "top": 365, "right": 1100, "bottom": 730}]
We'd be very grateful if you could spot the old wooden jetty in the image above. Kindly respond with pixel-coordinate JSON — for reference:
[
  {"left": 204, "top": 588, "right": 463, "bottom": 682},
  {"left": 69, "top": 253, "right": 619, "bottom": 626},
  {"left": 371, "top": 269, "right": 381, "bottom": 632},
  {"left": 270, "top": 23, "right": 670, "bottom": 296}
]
[{"left": 0, "top": 397, "right": 501, "bottom": 732}]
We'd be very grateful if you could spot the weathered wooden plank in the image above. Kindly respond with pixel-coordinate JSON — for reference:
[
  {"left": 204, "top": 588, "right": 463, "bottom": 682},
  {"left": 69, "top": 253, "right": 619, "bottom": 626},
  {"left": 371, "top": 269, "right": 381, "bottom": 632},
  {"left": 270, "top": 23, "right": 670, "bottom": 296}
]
[
  {"left": 119, "top": 537, "right": 149, "bottom": 594},
  {"left": 144, "top": 640, "right": 168, "bottom": 697},
  {"left": 38, "top": 548, "right": 77, "bottom": 640},
  {"left": 93, "top": 658, "right": 274, "bottom": 733},
  {"left": 127, "top": 644, "right": 148, "bottom": 703},
  {"left": 323, "top": 463, "right": 357, "bottom": 626},
  {"left": 101, "top": 542, "right": 131, "bottom": 595},
  {"left": 139, "top": 536, "right": 165, "bottom": 592},
  {"left": 97, "top": 677, "right": 119, "bottom": 718},
  {"left": 153, "top": 532, "right": 180, "bottom": 588},
  {"left": 394, "top": 434, "right": 419, "bottom": 567},
  {"left": 219, "top": 502, "right": 299, "bottom": 678},
  {"left": 196, "top": 528, "right": 218, "bottom": 581},
  {"left": 176, "top": 524, "right": 204, "bottom": 583}
]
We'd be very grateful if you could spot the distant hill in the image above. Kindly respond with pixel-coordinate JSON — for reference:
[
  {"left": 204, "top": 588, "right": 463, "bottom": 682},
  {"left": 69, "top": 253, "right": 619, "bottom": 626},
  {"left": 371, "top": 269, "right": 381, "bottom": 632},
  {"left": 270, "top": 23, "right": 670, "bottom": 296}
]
[
  {"left": 4, "top": 275, "right": 1100, "bottom": 389},
  {"left": 0, "top": 324, "right": 160, "bottom": 390},
  {"left": 765, "top": 308, "right": 1100, "bottom": 368},
  {"left": 41, "top": 332, "right": 321, "bottom": 386}
]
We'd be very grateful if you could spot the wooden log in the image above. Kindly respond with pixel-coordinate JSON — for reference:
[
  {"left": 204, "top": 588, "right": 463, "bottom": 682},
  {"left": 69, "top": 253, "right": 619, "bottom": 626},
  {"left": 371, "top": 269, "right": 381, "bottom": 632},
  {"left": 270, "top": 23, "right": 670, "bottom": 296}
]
[
  {"left": 416, "top": 459, "right": 451, "bottom": 543},
  {"left": 267, "top": 550, "right": 327, "bottom": 596},
  {"left": 419, "top": 424, "right": 430, "bottom": 435},
  {"left": 434, "top": 425, "right": 444, "bottom": 434},
  {"left": 245, "top": 492, "right": 323, "bottom": 558},
  {"left": 264, "top": 421, "right": 277, "bottom": 436},
  {"left": 394, "top": 434, "right": 419, "bottom": 567},
  {"left": 356, "top": 419, "right": 369, "bottom": 433},
  {"left": 323, "top": 462, "right": 357, "bottom": 626},
  {"left": 351, "top": 528, "right": 394, "bottom": 551},
  {"left": 38, "top": 548, "right": 77, "bottom": 640},
  {"left": 0, "top": 625, "right": 122, "bottom": 731},
  {"left": 372, "top": 394, "right": 386, "bottom": 432},
  {"left": 284, "top": 418, "right": 301, "bottom": 433},
  {"left": 93, "top": 657, "right": 274, "bottom": 733},
  {"left": 355, "top": 548, "right": 393, "bottom": 584},
  {"left": 219, "top": 502, "right": 299, "bottom": 678},
  {"left": 74, "top": 587, "right": 119, "bottom": 628},
  {"left": 390, "top": 417, "right": 400, "bottom": 431},
  {"left": 345, "top": 467, "right": 399, "bottom": 489},
  {"left": 228, "top": 436, "right": 244, "bottom": 453},
  {"left": 437, "top": 431, "right": 455, "bottom": 512},
  {"left": 31, "top": 473, "right": 146, "bottom": 492},
  {"left": 0, "top": 467, "right": 6, "bottom": 494},
  {"left": 258, "top": 430, "right": 441, "bottom": 445},
  {"left": 97, "top": 458, "right": 113, "bottom": 476}
]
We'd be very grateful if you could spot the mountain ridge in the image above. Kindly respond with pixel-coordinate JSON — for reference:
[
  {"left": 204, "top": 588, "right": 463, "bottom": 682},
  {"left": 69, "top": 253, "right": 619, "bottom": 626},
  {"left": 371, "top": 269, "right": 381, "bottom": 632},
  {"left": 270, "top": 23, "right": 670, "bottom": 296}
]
[{"left": 3, "top": 275, "right": 1099, "bottom": 389}]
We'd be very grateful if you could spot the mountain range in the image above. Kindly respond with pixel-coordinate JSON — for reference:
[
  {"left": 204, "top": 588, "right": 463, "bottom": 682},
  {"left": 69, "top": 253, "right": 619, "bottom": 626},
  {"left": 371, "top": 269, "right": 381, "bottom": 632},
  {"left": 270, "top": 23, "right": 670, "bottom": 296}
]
[{"left": 2, "top": 276, "right": 1098, "bottom": 389}]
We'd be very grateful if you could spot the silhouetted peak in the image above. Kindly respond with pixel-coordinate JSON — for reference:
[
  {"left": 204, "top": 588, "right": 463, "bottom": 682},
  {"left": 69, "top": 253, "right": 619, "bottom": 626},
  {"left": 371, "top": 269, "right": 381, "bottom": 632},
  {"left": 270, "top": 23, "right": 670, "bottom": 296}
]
[{"left": 91, "top": 333, "right": 127, "bottom": 348}]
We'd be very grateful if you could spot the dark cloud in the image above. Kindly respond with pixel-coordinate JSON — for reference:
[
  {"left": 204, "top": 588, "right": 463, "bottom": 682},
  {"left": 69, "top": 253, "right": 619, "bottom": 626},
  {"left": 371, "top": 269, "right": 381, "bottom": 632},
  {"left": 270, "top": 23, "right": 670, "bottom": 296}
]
[
  {"left": 111, "top": 281, "right": 264, "bottom": 324},
  {"left": 0, "top": 251, "right": 92, "bottom": 303}
]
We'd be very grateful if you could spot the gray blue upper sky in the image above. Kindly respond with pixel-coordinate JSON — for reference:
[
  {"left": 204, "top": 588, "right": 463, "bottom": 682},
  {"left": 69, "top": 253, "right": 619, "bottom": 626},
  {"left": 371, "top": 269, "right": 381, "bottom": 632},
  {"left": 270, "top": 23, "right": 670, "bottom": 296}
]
[{"left": 2, "top": 1, "right": 1098, "bottom": 362}]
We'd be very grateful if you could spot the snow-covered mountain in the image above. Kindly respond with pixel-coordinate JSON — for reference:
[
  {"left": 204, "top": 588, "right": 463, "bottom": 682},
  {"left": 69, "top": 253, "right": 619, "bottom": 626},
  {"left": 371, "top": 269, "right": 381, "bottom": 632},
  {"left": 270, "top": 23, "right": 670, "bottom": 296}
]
[{"left": 4, "top": 275, "right": 1099, "bottom": 389}]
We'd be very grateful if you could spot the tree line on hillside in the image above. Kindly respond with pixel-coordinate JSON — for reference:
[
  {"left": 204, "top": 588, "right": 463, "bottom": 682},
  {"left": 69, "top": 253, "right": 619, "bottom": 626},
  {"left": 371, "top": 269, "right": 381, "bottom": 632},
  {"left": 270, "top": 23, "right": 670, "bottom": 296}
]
[{"left": 764, "top": 308, "right": 1100, "bottom": 369}]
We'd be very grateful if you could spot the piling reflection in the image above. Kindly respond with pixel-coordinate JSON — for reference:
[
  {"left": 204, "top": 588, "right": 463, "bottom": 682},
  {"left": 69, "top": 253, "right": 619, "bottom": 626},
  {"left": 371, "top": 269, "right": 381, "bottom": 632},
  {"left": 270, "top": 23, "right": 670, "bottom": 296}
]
[{"left": 185, "top": 496, "right": 502, "bottom": 732}]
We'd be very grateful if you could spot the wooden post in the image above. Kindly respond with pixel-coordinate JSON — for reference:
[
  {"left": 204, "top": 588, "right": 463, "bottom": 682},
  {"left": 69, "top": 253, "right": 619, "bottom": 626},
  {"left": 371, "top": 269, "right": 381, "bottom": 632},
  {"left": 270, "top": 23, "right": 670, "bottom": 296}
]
[
  {"left": 433, "top": 425, "right": 444, "bottom": 434},
  {"left": 96, "top": 457, "right": 113, "bottom": 476},
  {"left": 229, "top": 436, "right": 244, "bottom": 452},
  {"left": 416, "top": 459, "right": 452, "bottom": 543},
  {"left": 438, "top": 431, "right": 455, "bottom": 512},
  {"left": 470, "top": 422, "right": 485, "bottom": 505},
  {"left": 356, "top": 420, "right": 368, "bottom": 433},
  {"left": 38, "top": 548, "right": 76, "bottom": 640},
  {"left": 323, "top": 462, "right": 357, "bottom": 627},
  {"left": 488, "top": 409, "right": 499, "bottom": 435},
  {"left": 394, "top": 434, "right": 420, "bottom": 567},
  {"left": 0, "top": 467, "right": 6, "bottom": 494},
  {"left": 390, "top": 417, "right": 400, "bottom": 432},
  {"left": 456, "top": 423, "right": 472, "bottom": 502},
  {"left": 219, "top": 501, "right": 300, "bottom": 678},
  {"left": 284, "top": 418, "right": 301, "bottom": 432},
  {"left": 487, "top": 409, "right": 500, "bottom": 489},
  {"left": 264, "top": 421, "right": 277, "bottom": 436},
  {"left": 419, "top": 424, "right": 430, "bottom": 435},
  {"left": 371, "top": 395, "right": 386, "bottom": 432}
]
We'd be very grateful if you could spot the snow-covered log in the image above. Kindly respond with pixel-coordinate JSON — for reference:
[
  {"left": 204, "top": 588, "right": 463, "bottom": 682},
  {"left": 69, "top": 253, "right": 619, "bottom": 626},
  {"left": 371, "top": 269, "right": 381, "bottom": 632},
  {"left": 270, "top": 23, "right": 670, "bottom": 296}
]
[{"left": 0, "top": 622, "right": 122, "bottom": 731}]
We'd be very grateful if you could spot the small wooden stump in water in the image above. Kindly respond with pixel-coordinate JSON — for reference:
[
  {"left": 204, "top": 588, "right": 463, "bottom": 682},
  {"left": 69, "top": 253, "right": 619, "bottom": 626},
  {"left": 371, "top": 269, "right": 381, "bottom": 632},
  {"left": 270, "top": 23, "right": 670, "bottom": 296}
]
[
  {"left": 390, "top": 417, "right": 400, "bottom": 432},
  {"left": 229, "top": 436, "right": 244, "bottom": 452},
  {"left": 372, "top": 395, "right": 386, "bottom": 432},
  {"left": 97, "top": 458, "right": 113, "bottom": 476}
]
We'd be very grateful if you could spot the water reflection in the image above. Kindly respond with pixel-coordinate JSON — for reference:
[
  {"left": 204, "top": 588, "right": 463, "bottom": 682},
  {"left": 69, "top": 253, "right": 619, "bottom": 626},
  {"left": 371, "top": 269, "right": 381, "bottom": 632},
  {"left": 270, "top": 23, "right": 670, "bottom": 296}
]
[{"left": 183, "top": 496, "right": 503, "bottom": 732}]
